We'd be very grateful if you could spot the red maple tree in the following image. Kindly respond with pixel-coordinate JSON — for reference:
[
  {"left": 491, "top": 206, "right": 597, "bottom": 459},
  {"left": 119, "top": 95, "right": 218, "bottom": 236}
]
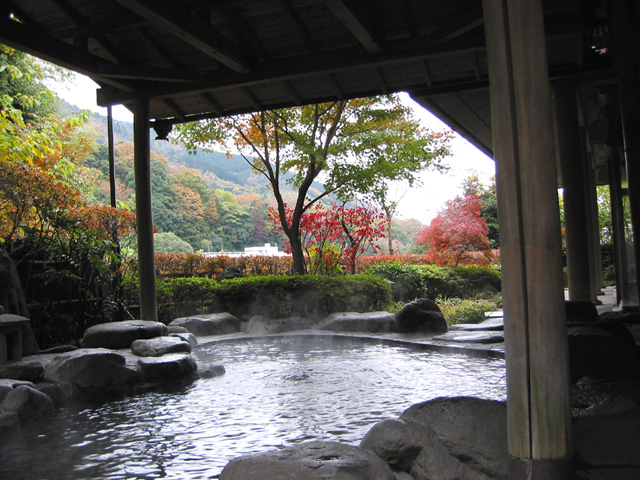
[
  {"left": 414, "top": 193, "right": 493, "bottom": 267},
  {"left": 269, "top": 202, "right": 388, "bottom": 274}
]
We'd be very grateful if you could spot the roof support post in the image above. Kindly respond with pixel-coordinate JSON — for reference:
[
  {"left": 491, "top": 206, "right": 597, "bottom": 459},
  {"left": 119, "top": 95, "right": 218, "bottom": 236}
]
[
  {"left": 482, "top": 0, "right": 573, "bottom": 477},
  {"left": 612, "top": 0, "right": 640, "bottom": 309},
  {"left": 133, "top": 97, "right": 158, "bottom": 322},
  {"left": 554, "top": 86, "right": 593, "bottom": 302}
]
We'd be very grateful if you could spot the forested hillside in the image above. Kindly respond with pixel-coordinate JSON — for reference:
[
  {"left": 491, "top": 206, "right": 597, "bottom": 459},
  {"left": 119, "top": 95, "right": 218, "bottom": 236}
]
[{"left": 82, "top": 110, "right": 424, "bottom": 253}]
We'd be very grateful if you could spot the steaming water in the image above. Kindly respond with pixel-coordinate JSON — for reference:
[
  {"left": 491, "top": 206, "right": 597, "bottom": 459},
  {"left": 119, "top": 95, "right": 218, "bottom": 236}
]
[{"left": 0, "top": 335, "right": 505, "bottom": 479}]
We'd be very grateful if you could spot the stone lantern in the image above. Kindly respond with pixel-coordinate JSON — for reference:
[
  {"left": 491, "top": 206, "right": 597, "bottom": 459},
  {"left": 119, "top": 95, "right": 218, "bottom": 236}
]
[{"left": 0, "top": 305, "right": 31, "bottom": 364}]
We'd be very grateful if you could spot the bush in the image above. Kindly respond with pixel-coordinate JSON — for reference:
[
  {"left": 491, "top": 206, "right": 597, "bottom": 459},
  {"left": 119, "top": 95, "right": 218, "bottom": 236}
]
[
  {"left": 437, "top": 295, "right": 502, "bottom": 326},
  {"left": 123, "top": 274, "right": 393, "bottom": 323},
  {"left": 364, "top": 262, "right": 426, "bottom": 301},
  {"left": 420, "top": 265, "right": 501, "bottom": 299}
]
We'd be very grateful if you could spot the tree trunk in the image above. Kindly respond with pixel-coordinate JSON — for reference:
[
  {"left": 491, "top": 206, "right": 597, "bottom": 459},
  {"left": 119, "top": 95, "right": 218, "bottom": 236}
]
[
  {"left": 287, "top": 233, "right": 306, "bottom": 274},
  {"left": 0, "top": 248, "right": 28, "bottom": 316}
]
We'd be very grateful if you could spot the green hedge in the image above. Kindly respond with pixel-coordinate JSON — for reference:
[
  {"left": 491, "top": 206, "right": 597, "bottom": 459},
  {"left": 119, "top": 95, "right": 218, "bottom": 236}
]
[
  {"left": 420, "top": 265, "right": 501, "bottom": 299},
  {"left": 123, "top": 274, "right": 393, "bottom": 323}
]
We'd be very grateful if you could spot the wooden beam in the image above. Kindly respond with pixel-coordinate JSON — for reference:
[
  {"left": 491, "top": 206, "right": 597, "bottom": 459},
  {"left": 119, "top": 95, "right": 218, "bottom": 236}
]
[
  {"left": 0, "top": 16, "right": 138, "bottom": 92},
  {"left": 162, "top": 98, "right": 186, "bottom": 120},
  {"left": 241, "top": 87, "right": 262, "bottom": 110},
  {"left": 373, "top": 67, "right": 389, "bottom": 94},
  {"left": 199, "top": 92, "right": 224, "bottom": 115},
  {"left": 430, "top": 7, "right": 484, "bottom": 44},
  {"left": 283, "top": 80, "right": 302, "bottom": 105},
  {"left": 324, "top": 0, "right": 382, "bottom": 53},
  {"left": 49, "top": 0, "right": 125, "bottom": 64},
  {"left": 110, "top": 0, "right": 251, "bottom": 73},
  {"left": 280, "top": 0, "right": 317, "bottom": 53},
  {"left": 328, "top": 73, "right": 344, "bottom": 100}
]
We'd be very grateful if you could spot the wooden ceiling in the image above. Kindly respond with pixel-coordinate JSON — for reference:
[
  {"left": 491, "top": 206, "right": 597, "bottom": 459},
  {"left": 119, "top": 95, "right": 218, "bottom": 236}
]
[{"left": 1, "top": 0, "right": 615, "bottom": 155}]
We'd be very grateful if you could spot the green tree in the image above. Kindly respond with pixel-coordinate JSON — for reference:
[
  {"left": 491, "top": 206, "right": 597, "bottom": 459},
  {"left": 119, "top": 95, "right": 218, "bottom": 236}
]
[
  {"left": 154, "top": 232, "right": 194, "bottom": 254},
  {"left": 463, "top": 174, "right": 499, "bottom": 248},
  {"left": 176, "top": 95, "right": 451, "bottom": 274}
]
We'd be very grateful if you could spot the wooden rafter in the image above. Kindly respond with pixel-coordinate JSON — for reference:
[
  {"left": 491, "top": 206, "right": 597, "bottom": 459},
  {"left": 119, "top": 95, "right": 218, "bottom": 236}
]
[
  {"left": 110, "top": 0, "right": 251, "bottom": 73},
  {"left": 283, "top": 80, "right": 303, "bottom": 105},
  {"left": 324, "top": 0, "right": 381, "bottom": 53},
  {"left": 429, "top": 7, "right": 484, "bottom": 44},
  {"left": 280, "top": 0, "right": 317, "bottom": 53}
]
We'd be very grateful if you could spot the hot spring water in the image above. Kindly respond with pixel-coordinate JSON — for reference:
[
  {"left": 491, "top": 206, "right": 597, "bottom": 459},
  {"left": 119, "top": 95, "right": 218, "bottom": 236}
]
[{"left": 0, "top": 335, "right": 506, "bottom": 479}]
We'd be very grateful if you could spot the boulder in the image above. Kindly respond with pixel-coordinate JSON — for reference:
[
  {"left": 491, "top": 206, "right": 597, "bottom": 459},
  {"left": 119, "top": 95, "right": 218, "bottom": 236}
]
[
  {"left": 44, "top": 348, "right": 140, "bottom": 389},
  {"left": 247, "top": 315, "right": 314, "bottom": 335},
  {"left": 0, "top": 410, "right": 20, "bottom": 432},
  {"left": 137, "top": 353, "right": 198, "bottom": 382},
  {"left": 567, "top": 325, "right": 640, "bottom": 383},
  {"left": 168, "top": 313, "right": 240, "bottom": 336},
  {"left": 0, "top": 359, "right": 44, "bottom": 382},
  {"left": 169, "top": 332, "right": 198, "bottom": 348},
  {"left": 131, "top": 336, "right": 192, "bottom": 357},
  {"left": 449, "top": 317, "right": 504, "bottom": 331},
  {"left": 167, "top": 325, "right": 190, "bottom": 334},
  {"left": 398, "top": 397, "right": 508, "bottom": 479},
  {"left": 396, "top": 299, "right": 448, "bottom": 333},
  {"left": 219, "top": 441, "right": 397, "bottom": 480},
  {"left": 0, "top": 385, "right": 54, "bottom": 420},
  {"left": 316, "top": 311, "right": 396, "bottom": 333},
  {"left": 36, "top": 382, "right": 79, "bottom": 408},
  {"left": 199, "top": 364, "right": 226, "bottom": 378},
  {"left": 565, "top": 300, "right": 599, "bottom": 323},
  {"left": 0, "top": 379, "right": 36, "bottom": 402},
  {"left": 81, "top": 320, "right": 168, "bottom": 349},
  {"left": 573, "top": 408, "right": 640, "bottom": 469},
  {"left": 361, "top": 418, "right": 490, "bottom": 480}
]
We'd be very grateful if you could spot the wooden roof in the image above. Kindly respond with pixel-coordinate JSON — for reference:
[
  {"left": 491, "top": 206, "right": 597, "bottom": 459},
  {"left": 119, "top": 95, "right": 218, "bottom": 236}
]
[{"left": 1, "top": 0, "right": 615, "bottom": 155}]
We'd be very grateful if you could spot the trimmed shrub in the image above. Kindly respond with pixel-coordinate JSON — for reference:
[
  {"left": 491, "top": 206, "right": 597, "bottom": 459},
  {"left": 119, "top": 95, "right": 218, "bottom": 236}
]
[
  {"left": 364, "top": 262, "right": 426, "bottom": 302},
  {"left": 420, "top": 265, "right": 501, "bottom": 299},
  {"left": 124, "top": 274, "right": 392, "bottom": 323}
]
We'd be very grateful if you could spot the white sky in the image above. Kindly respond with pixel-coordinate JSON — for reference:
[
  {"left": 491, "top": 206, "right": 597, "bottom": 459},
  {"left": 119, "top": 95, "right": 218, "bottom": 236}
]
[{"left": 50, "top": 75, "right": 496, "bottom": 225}]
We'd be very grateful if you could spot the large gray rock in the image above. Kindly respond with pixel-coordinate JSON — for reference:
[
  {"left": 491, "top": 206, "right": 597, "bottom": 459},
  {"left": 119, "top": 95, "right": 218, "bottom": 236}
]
[
  {"left": 316, "top": 311, "right": 396, "bottom": 333},
  {"left": 247, "top": 315, "right": 313, "bottom": 335},
  {"left": 36, "top": 382, "right": 79, "bottom": 408},
  {"left": 0, "top": 379, "right": 36, "bottom": 403},
  {"left": 567, "top": 325, "right": 640, "bottom": 383},
  {"left": 361, "top": 418, "right": 489, "bottom": 480},
  {"left": 0, "top": 359, "right": 44, "bottom": 382},
  {"left": 137, "top": 353, "right": 198, "bottom": 382},
  {"left": 573, "top": 408, "right": 640, "bottom": 468},
  {"left": 0, "top": 410, "right": 19, "bottom": 432},
  {"left": 169, "top": 332, "right": 198, "bottom": 348},
  {"left": 396, "top": 299, "right": 448, "bottom": 333},
  {"left": 81, "top": 320, "right": 168, "bottom": 349},
  {"left": 220, "top": 441, "right": 397, "bottom": 480},
  {"left": 169, "top": 313, "right": 240, "bottom": 336},
  {"left": 131, "top": 336, "right": 191, "bottom": 357},
  {"left": 369, "top": 397, "right": 508, "bottom": 480},
  {"left": 0, "top": 385, "right": 54, "bottom": 420},
  {"left": 44, "top": 348, "right": 140, "bottom": 389}
]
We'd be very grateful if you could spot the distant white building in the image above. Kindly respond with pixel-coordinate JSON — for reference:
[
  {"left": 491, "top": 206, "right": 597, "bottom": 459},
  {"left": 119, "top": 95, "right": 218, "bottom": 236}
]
[{"left": 203, "top": 243, "right": 287, "bottom": 258}]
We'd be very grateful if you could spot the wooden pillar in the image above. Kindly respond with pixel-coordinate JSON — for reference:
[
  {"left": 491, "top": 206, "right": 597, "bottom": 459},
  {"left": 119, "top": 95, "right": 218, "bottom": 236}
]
[
  {"left": 613, "top": 0, "right": 640, "bottom": 305},
  {"left": 107, "top": 106, "right": 117, "bottom": 208},
  {"left": 133, "top": 97, "right": 158, "bottom": 322},
  {"left": 555, "top": 86, "right": 592, "bottom": 301},
  {"left": 482, "top": 0, "right": 573, "bottom": 477}
]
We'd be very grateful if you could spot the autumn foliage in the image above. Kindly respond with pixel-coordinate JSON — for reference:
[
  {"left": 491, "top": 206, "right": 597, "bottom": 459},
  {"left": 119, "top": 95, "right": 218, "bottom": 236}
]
[
  {"left": 414, "top": 193, "right": 496, "bottom": 267},
  {"left": 269, "top": 202, "right": 389, "bottom": 274}
]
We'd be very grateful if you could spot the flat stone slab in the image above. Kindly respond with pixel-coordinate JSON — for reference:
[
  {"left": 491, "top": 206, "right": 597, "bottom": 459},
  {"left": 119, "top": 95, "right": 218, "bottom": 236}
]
[
  {"left": 131, "top": 336, "right": 191, "bottom": 357},
  {"left": 220, "top": 441, "right": 397, "bottom": 480},
  {"left": 81, "top": 320, "right": 168, "bottom": 349},
  {"left": 432, "top": 331, "right": 504, "bottom": 344},
  {"left": 449, "top": 317, "right": 504, "bottom": 332},
  {"left": 484, "top": 311, "right": 504, "bottom": 318}
]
